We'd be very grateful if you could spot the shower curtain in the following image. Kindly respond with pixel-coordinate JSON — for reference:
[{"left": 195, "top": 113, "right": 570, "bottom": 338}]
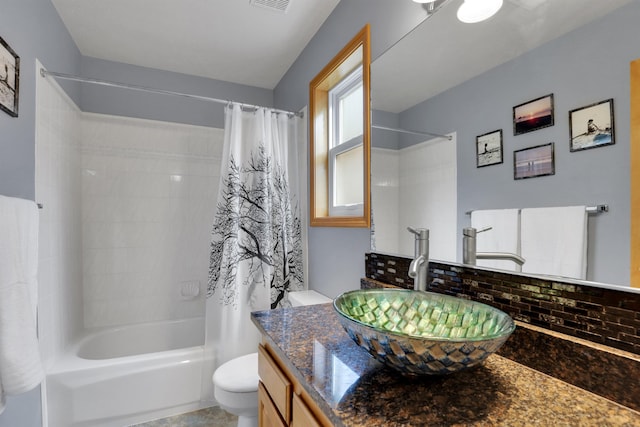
[{"left": 202, "top": 103, "right": 303, "bottom": 401}]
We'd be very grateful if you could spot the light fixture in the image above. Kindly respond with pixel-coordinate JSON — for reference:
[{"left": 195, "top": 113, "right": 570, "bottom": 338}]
[
  {"left": 457, "top": 0, "right": 503, "bottom": 23},
  {"left": 412, "top": 0, "right": 437, "bottom": 3}
]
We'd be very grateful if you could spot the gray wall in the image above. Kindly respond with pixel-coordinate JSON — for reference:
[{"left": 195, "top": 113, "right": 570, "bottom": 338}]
[
  {"left": 0, "top": 0, "right": 81, "bottom": 201},
  {"left": 274, "top": 0, "right": 434, "bottom": 298},
  {"left": 372, "top": 110, "right": 401, "bottom": 150},
  {"left": 0, "top": 1, "right": 80, "bottom": 425},
  {"left": 80, "top": 56, "right": 274, "bottom": 129},
  {"left": 397, "top": 3, "right": 639, "bottom": 285}
]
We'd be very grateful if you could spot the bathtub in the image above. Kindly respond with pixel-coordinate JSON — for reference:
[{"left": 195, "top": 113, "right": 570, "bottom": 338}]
[{"left": 45, "top": 317, "right": 210, "bottom": 427}]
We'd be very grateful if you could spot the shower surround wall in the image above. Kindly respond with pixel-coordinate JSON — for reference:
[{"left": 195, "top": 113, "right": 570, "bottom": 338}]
[
  {"left": 371, "top": 134, "right": 457, "bottom": 259},
  {"left": 36, "top": 64, "right": 84, "bottom": 369},
  {"left": 80, "top": 114, "right": 222, "bottom": 328},
  {"left": 36, "top": 73, "right": 223, "bottom": 357}
]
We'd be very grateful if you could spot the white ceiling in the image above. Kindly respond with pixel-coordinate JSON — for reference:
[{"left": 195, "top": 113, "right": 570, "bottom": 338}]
[
  {"left": 51, "top": 0, "right": 340, "bottom": 89},
  {"left": 372, "top": 0, "right": 633, "bottom": 113}
]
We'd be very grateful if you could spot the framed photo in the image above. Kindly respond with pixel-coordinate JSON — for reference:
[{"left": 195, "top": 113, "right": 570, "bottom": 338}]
[
  {"left": 514, "top": 142, "right": 555, "bottom": 180},
  {"left": 513, "top": 94, "right": 554, "bottom": 135},
  {"left": 0, "top": 37, "right": 19, "bottom": 117},
  {"left": 476, "top": 129, "right": 503, "bottom": 167},
  {"left": 569, "top": 98, "right": 614, "bottom": 152}
]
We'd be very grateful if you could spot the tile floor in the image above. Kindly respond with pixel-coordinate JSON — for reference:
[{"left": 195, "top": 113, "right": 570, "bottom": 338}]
[{"left": 129, "top": 406, "right": 237, "bottom": 427}]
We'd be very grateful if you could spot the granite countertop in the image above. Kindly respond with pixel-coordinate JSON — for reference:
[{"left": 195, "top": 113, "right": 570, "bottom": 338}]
[{"left": 251, "top": 303, "right": 640, "bottom": 427}]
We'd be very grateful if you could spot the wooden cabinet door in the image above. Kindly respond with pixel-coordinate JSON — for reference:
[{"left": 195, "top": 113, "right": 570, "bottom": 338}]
[
  {"left": 258, "top": 345, "right": 292, "bottom": 423},
  {"left": 291, "top": 393, "right": 322, "bottom": 427},
  {"left": 259, "top": 382, "right": 287, "bottom": 427}
]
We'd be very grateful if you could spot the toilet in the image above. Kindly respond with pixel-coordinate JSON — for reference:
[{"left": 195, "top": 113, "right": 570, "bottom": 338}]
[{"left": 212, "top": 290, "right": 332, "bottom": 427}]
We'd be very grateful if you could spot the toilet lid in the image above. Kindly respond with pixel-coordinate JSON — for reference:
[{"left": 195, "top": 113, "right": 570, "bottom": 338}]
[{"left": 213, "top": 352, "right": 259, "bottom": 393}]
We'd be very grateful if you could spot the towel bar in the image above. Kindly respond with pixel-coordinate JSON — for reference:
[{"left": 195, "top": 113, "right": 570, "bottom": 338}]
[
  {"left": 465, "top": 205, "right": 609, "bottom": 215},
  {"left": 585, "top": 204, "right": 609, "bottom": 213}
]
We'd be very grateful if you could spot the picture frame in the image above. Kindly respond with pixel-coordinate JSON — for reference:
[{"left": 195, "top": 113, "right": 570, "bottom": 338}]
[
  {"left": 514, "top": 142, "right": 555, "bottom": 180},
  {"left": 513, "top": 94, "right": 554, "bottom": 135},
  {"left": 476, "top": 129, "right": 503, "bottom": 168},
  {"left": 0, "top": 36, "right": 19, "bottom": 117},
  {"left": 569, "top": 98, "right": 615, "bottom": 152}
]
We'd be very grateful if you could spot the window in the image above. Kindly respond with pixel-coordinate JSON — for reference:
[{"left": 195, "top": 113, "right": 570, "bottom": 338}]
[
  {"left": 309, "top": 24, "right": 370, "bottom": 227},
  {"left": 328, "top": 68, "right": 364, "bottom": 216}
]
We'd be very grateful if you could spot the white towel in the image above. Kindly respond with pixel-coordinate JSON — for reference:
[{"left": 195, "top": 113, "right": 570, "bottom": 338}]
[
  {"left": 471, "top": 209, "right": 520, "bottom": 271},
  {"left": 521, "top": 206, "right": 588, "bottom": 279},
  {"left": 0, "top": 195, "right": 44, "bottom": 414}
]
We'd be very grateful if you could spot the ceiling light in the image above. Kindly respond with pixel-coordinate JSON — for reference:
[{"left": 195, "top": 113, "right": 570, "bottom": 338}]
[
  {"left": 457, "top": 0, "right": 503, "bottom": 23},
  {"left": 412, "top": 0, "right": 437, "bottom": 3}
]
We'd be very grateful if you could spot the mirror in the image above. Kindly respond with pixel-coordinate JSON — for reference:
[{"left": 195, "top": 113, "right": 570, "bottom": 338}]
[
  {"left": 632, "top": 58, "right": 640, "bottom": 287},
  {"left": 370, "top": 0, "right": 637, "bottom": 287},
  {"left": 310, "top": 24, "right": 371, "bottom": 228}
]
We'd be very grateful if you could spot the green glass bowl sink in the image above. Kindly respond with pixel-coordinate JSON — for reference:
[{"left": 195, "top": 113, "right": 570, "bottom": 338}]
[{"left": 333, "top": 289, "right": 515, "bottom": 375}]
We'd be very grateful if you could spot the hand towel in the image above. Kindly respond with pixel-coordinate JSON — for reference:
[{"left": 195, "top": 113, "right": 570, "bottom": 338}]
[
  {"left": 471, "top": 209, "right": 520, "bottom": 271},
  {"left": 521, "top": 206, "right": 588, "bottom": 279},
  {"left": 0, "top": 195, "right": 44, "bottom": 414}
]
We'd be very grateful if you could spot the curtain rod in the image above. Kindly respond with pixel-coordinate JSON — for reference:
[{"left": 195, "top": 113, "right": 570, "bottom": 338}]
[
  {"left": 371, "top": 124, "right": 452, "bottom": 140},
  {"left": 40, "top": 68, "right": 303, "bottom": 117}
]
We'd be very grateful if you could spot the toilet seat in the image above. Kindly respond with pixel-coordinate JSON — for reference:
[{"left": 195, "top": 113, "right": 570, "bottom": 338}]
[
  {"left": 213, "top": 352, "right": 259, "bottom": 393},
  {"left": 211, "top": 292, "right": 330, "bottom": 427}
]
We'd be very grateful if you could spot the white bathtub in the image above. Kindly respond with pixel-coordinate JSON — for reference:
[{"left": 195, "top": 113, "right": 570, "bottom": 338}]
[{"left": 45, "top": 317, "right": 210, "bottom": 427}]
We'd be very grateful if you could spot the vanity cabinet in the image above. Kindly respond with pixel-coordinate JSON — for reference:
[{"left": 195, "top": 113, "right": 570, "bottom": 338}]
[{"left": 258, "top": 343, "right": 332, "bottom": 427}]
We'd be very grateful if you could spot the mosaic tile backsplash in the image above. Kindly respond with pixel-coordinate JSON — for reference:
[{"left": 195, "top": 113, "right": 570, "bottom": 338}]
[{"left": 365, "top": 253, "right": 640, "bottom": 356}]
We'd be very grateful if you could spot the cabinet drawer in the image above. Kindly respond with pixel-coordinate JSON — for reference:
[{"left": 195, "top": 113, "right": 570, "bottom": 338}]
[
  {"left": 258, "top": 344, "right": 292, "bottom": 422},
  {"left": 259, "top": 382, "right": 287, "bottom": 427},
  {"left": 291, "top": 393, "right": 322, "bottom": 427}
]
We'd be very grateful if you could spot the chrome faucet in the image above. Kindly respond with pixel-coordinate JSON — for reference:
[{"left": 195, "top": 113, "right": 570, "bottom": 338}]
[
  {"left": 407, "top": 227, "right": 429, "bottom": 291},
  {"left": 462, "top": 227, "right": 525, "bottom": 270}
]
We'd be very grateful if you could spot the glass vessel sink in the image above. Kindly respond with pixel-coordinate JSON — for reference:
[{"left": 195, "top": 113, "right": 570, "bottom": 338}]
[{"left": 333, "top": 289, "right": 515, "bottom": 375}]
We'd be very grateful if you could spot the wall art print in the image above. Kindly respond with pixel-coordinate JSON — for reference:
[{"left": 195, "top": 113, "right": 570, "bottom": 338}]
[
  {"left": 514, "top": 142, "right": 555, "bottom": 180},
  {"left": 476, "top": 129, "right": 503, "bottom": 167},
  {"left": 0, "top": 36, "right": 19, "bottom": 117},
  {"left": 513, "top": 94, "right": 554, "bottom": 135},
  {"left": 569, "top": 98, "right": 615, "bottom": 152}
]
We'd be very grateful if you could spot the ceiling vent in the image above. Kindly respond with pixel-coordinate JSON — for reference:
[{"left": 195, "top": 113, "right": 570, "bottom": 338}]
[{"left": 249, "top": 0, "right": 291, "bottom": 13}]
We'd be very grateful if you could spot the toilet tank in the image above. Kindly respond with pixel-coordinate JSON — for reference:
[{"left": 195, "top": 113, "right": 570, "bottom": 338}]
[{"left": 289, "top": 290, "right": 331, "bottom": 307}]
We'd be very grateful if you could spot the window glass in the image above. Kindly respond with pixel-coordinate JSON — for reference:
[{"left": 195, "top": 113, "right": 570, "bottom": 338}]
[
  {"left": 339, "top": 84, "right": 363, "bottom": 145},
  {"left": 335, "top": 144, "right": 363, "bottom": 207},
  {"left": 328, "top": 67, "right": 364, "bottom": 216}
]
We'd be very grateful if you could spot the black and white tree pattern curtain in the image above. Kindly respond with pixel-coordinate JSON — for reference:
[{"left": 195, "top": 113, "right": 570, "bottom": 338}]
[{"left": 208, "top": 104, "right": 303, "bottom": 310}]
